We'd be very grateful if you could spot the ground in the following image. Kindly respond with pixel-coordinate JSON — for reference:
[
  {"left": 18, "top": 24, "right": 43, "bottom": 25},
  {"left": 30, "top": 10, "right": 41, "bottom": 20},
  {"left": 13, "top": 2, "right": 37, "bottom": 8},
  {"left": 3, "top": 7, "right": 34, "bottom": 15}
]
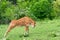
[{"left": 0, "top": 19, "right": 60, "bottom": 40}]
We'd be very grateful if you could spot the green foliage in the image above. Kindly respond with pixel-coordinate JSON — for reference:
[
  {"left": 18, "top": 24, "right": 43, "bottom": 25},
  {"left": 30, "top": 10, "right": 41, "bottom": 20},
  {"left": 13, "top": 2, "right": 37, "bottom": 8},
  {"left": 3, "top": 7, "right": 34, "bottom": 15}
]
[
  {"left": 0, "top": 0, "right": 59, "bottom": 24},
  {"left": 0, "top": 19, "right": 60, "bottom": 40},
  {"left": 29, "top": 0, "right": 51, "bottom": 19},
  {"left": 17, "top": 0, "right": 54, "bottom": 20},
  {"left": 53, "top": 0, "right": 60, "bottom": 18},
  {"left": 0, "top": 1, "right": 12, "bottom": 24}
]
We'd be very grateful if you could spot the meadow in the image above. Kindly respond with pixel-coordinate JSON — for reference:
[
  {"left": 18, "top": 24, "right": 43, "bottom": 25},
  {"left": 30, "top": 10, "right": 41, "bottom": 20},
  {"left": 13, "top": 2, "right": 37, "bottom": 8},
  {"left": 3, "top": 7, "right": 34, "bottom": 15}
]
[{"left": 0, "top": 19, "right": 60, "bottom": 40}]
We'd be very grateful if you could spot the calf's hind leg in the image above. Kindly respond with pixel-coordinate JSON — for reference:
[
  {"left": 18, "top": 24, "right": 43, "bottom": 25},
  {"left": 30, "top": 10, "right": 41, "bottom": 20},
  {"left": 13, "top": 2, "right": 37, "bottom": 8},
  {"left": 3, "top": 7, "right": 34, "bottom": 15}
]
[{"left": 4, "top": 24, "right": 15, "bottom": 37}]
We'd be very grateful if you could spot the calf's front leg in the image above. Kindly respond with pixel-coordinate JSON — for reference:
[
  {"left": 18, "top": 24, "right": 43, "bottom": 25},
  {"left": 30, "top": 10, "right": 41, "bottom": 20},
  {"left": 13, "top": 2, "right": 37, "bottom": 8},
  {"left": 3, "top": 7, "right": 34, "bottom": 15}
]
[{"left": 24, "top": 26, "right": 29, "bottom": 36}]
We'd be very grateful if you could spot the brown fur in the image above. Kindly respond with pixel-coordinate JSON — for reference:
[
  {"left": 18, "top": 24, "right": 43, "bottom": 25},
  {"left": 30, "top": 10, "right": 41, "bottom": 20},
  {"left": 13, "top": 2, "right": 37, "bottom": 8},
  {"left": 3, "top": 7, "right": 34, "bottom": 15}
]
[{"left": 4, "top": 17, "right": 36, "bottom": 37}]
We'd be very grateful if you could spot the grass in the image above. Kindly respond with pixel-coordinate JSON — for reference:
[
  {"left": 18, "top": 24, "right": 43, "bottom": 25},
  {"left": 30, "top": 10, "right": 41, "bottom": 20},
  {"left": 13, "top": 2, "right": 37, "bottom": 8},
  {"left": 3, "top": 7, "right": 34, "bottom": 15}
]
[{"left": 0, "top": 19, "right": 60, "bottom": 40}]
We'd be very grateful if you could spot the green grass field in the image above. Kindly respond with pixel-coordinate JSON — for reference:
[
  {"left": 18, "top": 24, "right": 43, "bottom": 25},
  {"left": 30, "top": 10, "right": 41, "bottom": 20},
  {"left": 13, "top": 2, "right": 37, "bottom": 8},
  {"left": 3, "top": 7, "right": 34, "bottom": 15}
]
[{"left": 0, "top": 19, "right": 60, "bottom": 40}]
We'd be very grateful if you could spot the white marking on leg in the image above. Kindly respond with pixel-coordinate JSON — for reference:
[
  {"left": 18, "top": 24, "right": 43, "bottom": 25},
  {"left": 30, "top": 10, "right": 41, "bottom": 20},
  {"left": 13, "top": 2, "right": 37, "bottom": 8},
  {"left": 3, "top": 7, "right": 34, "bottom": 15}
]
[
  {"left": 24, "top": 31, "right": 29, "bottom": 36},
  {"left": 2, "top": 37, "right": 6, "bottom": 40}
]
